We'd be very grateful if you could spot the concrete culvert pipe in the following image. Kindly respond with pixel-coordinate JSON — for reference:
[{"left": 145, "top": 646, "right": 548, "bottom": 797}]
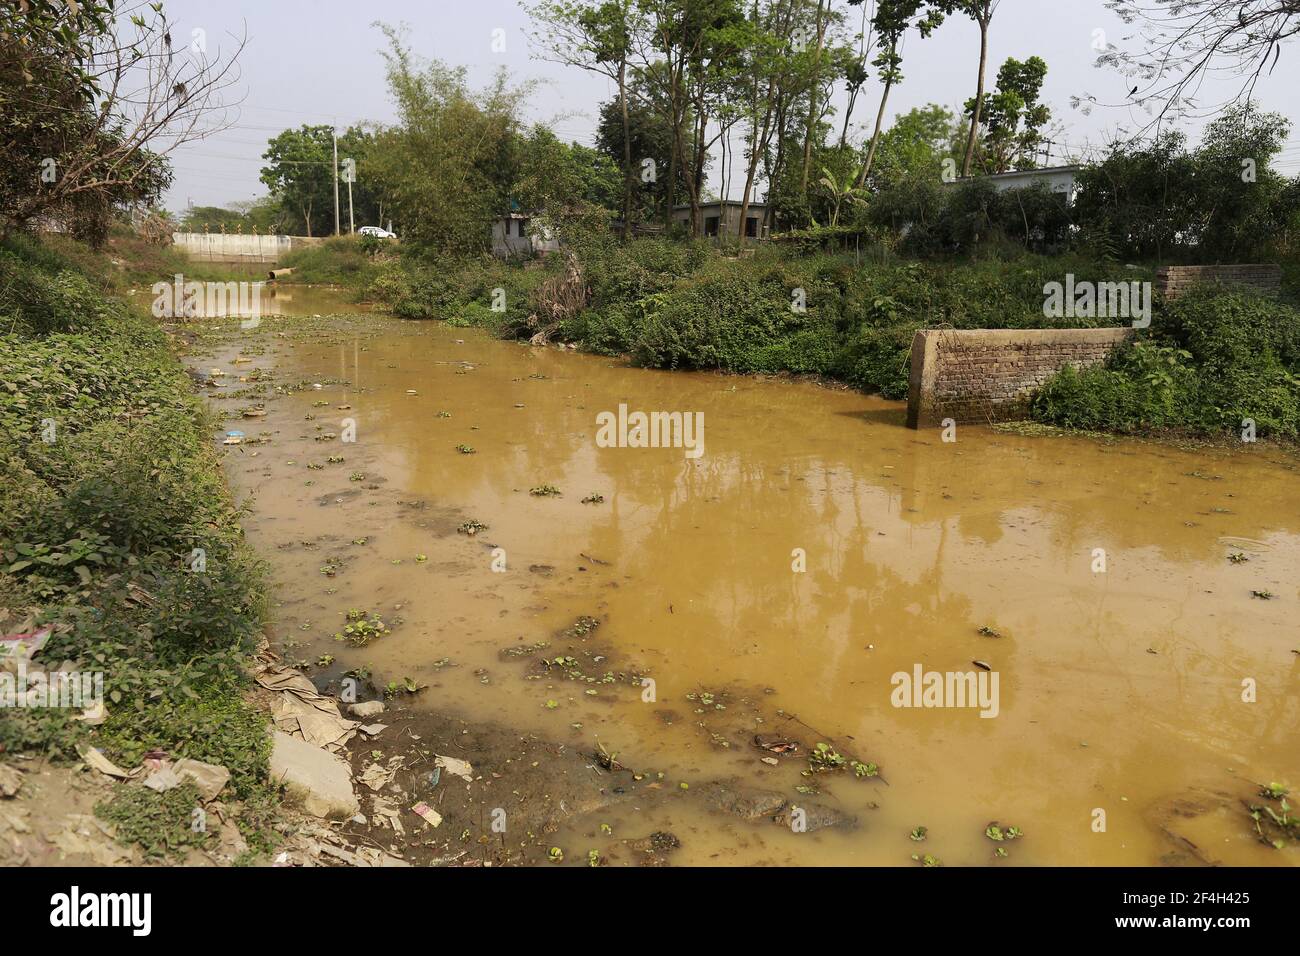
[{"left": 269, "top": 267, "right": 294, "bottom": 280}]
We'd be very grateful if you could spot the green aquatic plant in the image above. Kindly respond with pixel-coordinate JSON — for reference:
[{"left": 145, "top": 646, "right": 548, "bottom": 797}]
[
  {"left": 985, "top": 823, "right": 1024, "bottom": 842},
  {"left": 808, "top": 742, "right": 846, "bottom": 773},
  {"left": 335, "top": 610, "right": 388, "bottom": 647}
]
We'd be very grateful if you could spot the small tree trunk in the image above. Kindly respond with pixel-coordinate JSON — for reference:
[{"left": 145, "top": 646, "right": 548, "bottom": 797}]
[
  {"left": 856, "top": 72, "right": 894, "bottom": 188},
  {"left": 798, "top": 0, "right": 829, "bottom": 204},
  {"left": 619, "top": 57, "right": 633, "bottom": 241},
  {"left": 961, "top": 18, "right": 990, "bottom": 178}
]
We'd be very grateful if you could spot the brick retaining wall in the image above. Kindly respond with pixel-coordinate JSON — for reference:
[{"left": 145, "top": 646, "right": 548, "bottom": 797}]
[
  {"left": 906, "top": 327, "right": 1134, "bottom": 428},
  {"left": 1155, "top": 264, "right": 1281, "bottom": 300}
]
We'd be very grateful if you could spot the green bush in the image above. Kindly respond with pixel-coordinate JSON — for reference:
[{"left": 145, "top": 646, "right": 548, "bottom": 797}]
[
  {"left": 278, "top": 235, "right": 378, "bottom": 285},
  {"left": 1034, "top": 287, "right": 1300, "bottom": 438},
  {"left": 627, "top": 261, "right": 840, "bottom": 374},
  {"left": 0, "top": 237, "right": 270, "bottom": 787},
  {"left": 559, "top": 244, "right": 1140, "bottom": 396}
]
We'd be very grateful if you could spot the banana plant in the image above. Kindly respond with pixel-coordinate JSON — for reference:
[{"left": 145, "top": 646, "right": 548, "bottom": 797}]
[{"left": 818, "top": 166, "right": 870, "bottom": 227}]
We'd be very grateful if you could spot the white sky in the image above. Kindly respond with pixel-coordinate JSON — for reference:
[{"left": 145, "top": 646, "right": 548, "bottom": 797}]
[{"left": 160, "top": 0, "right": 1300, "bottom": 216}]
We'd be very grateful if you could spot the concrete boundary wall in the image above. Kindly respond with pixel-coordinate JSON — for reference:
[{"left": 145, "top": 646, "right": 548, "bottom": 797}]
[
  {"left": 1156, "top": 264, "right": 1281, "bottom": 301},
  {"left": 172, "top": 232, "right": 323, "bottom": 264},
  {"left": 906, "top": 327, "right": 1134, "bottom": 429}
]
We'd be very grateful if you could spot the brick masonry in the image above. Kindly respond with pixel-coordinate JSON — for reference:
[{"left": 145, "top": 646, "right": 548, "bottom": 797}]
[
  {"left": 906, "top": 327, "right": 1134, "bottom": 428},
  {"left": 1155, "top": 264, "right": 1281, "bottom": 300}
]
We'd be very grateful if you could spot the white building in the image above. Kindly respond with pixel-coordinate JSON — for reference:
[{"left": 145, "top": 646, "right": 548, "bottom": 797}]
[
  {"left": 490, "top": 213, "right": 560, "bottom": 258},
  {"left": 966, "top": 164, "right": 1082, "bottom": 202}
]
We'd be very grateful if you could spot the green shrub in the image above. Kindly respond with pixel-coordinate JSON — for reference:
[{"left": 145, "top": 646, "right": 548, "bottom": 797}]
[
  {"left": 0, "top": 237, "right": 271, "bottom": 790},
  {"left": 96, "top": 782, "right": 213, "bottom": 859},
  {"left": 1034, "top": 288, "right": 1300, "bottom": 438},
  {"left": 626, "top": 260, "right": 839, "bottom": 375},
  {"left": 278, "top": 235, "right": 378, "bottom": 285}
]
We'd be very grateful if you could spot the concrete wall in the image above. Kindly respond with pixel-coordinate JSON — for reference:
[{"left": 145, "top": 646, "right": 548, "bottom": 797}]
[
  {"left": 906, "top": 327, "right": 1133, "bottom": 428},
  {"left": 172, "top": 232, "right": 322, "bottom": 264},
  {"left": 1156, "top": 264, "right": 1282, "bottom": 300},
  {"left": 671, "top": 204, "right": 768, "bottom": 239}
]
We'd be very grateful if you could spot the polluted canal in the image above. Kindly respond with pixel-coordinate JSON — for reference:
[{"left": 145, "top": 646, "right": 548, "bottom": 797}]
[{"left": 182, "top": 286, "right": 1300, "bottom": 867}]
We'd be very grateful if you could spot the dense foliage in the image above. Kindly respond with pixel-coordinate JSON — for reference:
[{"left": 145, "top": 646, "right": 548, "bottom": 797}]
[
  {"left": 0, "top": 237, "right": 271, "bottom": 794},
  {"left": 1074, "top": 106, "right": 1300, "bottom": 262},
  {"left": 1034, "top": 287, "right": 1300, "bottom": 439}
]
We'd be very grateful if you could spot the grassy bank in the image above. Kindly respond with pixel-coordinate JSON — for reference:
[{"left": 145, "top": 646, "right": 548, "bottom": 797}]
[
  {"left": 277, "top": 233, "right": 1299, "bottom": 442},
  {"left": 0, "top": 234, "right": 277, "bottom": 856}
]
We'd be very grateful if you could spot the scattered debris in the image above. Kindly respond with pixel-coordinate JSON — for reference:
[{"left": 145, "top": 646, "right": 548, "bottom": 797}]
[
  {"left": 0, "top": 764, "right": 23, "bottom": 798},
  {"left": 268, "top": 731, "right": 359, "bottom": 820},
  {"left": 79, "top": 748, "right": 132, "bottom": 780},
  {"left": 411, "top": 802, "right": 443, "bottom": 828},
  {"left": 434, "top": 755, "right": 474, "bottom": 783},
  {"left": 255, "top": 654, "right": 358, "bottom": 752}
]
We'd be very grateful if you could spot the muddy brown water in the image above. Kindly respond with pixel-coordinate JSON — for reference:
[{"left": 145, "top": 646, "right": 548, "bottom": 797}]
[{"left": 188, "top": 286, "right": 1299, "bottom": 867}]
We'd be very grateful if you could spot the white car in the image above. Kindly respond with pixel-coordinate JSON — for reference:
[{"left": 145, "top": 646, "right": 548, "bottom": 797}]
[{"left": 357, "top": 226, "right": 396, "bottom": 239}]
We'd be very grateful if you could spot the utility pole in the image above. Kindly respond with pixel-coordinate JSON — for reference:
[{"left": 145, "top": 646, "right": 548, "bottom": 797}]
[
  {"left": 332, "top": 128, "right": 340, "bottom": 236},
  {"left": 342, "top": 158, "right": 355, "bottom": 234}
]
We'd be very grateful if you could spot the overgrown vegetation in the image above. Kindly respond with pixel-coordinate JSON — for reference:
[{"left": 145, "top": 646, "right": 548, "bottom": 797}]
[
  {"left": 1034, "top": 287, "right": 1300, "bottom": 439},
  {"left": 318, "top": 234, "right": 1135, "bottom": 398},
  {"left": 0, "top": 236, "right": 273, "bottom": 800},
  {"left": 95, "top": 782, "right": 213, "bottom": 860}
]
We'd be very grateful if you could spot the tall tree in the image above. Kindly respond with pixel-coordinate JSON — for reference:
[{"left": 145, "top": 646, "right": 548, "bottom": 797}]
[
  {"left": 1, "top": 0, "right": 242, "bottom": 245},
  {"left": 797, "top": 0, "right": 832, "bottom": 197},
  {"left": 735, "top": 0, "right": 801, "bottom": 243},
  {"left": 528, "top": 1, "right": 639, "bottom": 237},
  {"left": 853, "top": 0, "right": 945, "bottom": 188},
  {"left": 635, "top": 0, "right": 745, "bottom": 234},
  {"left": 595, "top": 89, "right": 689, "bottom": 219},
  {"left": 367, "top": 23, "right": 533, "bottom": 255},
  {"left": 259, "top": 126, "right": 335, "bottom": 237},
  {"left": 1092, "top": 1, "right": 1300, "bottom": 124},
  {"left": 937, "top": 0, "right": 1000, "bottom": 177},
  {"left": 967, "top": 55, "right": 1049, "bottom": 173},
  {"left": 837, "top": 0, "right": 875, "bottom": 149}
]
